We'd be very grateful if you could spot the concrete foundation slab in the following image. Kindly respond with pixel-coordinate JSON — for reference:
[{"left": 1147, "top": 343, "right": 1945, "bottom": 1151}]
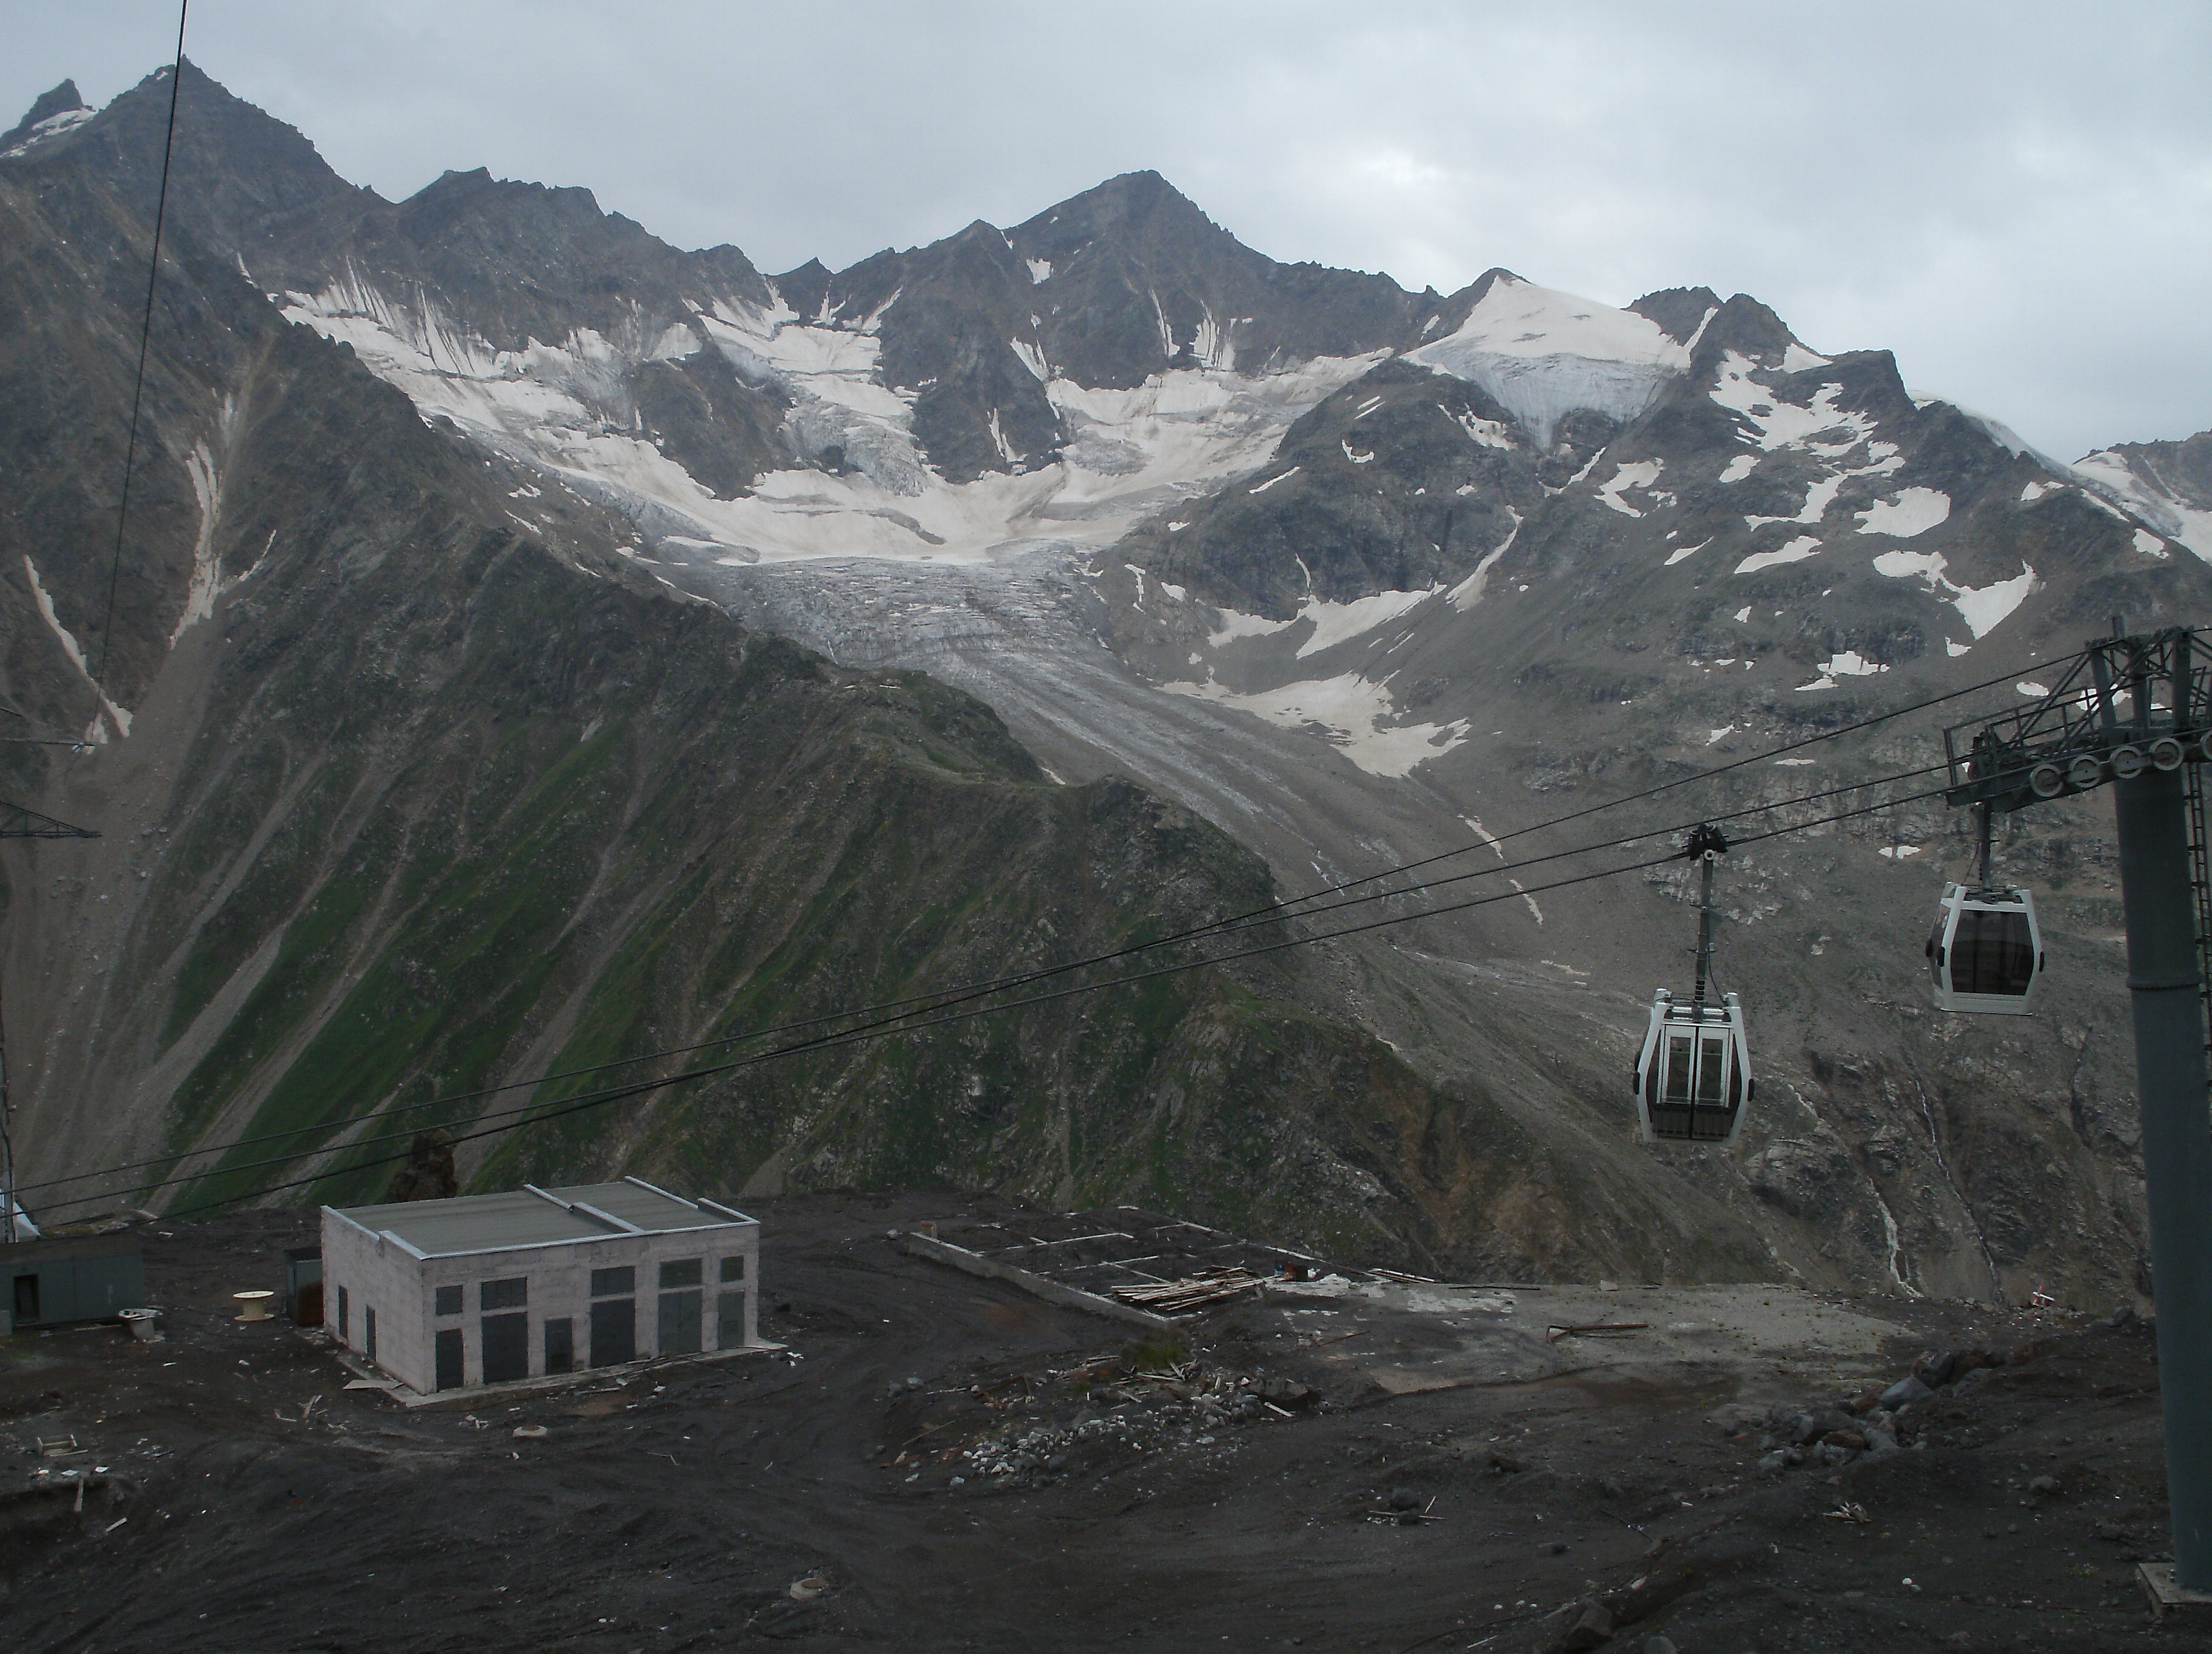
[{"left": 2138, "top": 1562, "right": 2212, "bottom": 1623}]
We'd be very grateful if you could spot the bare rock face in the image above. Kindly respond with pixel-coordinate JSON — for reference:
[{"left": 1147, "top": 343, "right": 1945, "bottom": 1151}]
[
  {"left": 4, "top": 63, "right": 2202, "bottom": 1305},
  {"left": 0, "top": 70, "right": 1726, "bottom": 1281},
  {"left": 384, "top": 1130, "right": 459, "bottom": 1203},
  {"left": 0, "top": 79, "right": 90, "bottom": 154}
]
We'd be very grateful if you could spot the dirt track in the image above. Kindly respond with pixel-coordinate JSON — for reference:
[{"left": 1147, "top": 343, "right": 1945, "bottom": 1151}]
[{"left": 0, "top": 1192, "right": 2194, "bottom": 1652}]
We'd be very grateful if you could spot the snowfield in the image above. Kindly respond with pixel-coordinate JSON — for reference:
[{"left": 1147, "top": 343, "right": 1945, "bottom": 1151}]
[
  {"left": 1409, "top": 275, "right": 1690, "bottom": 446},
  {"left": 276, "top": 271, "right": 1381, "bottom": 566}
]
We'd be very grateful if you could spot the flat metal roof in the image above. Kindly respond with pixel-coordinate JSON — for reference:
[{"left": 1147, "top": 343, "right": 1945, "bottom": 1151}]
[
  {"left": 328, "top": 1178, "right": 752, "bottom": 1258},
  {"left": 562, "top": 1180, "right": 739, "bottom": 1233}
]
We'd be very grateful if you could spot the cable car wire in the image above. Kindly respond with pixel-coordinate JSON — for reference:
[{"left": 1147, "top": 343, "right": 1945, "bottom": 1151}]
[
  {"left": 94, "top": 1, "right": 191, "bottom": 695},
  {"left": 12, "top": 645, "right": 2048, "bottom": 1204},
  {"left": 31, "top": 769, "right": 1963, "bottom": 1221},
  {"left": 6, "top": 757, "right": 1956, "bottom": 1205}
]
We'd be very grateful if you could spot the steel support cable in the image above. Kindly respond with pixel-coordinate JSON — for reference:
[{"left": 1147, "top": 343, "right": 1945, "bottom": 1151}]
[
  {"left": 44, "top": 773, "right": 1957, "bottom": 1221},
  {"left": 10, "top": 759, "right": 1957, "bottom": 1204},
  {"left": 93, "top": 2, "right": 190, "bottom": 695},
  {"left": 25, "top": 662, "right": 2053, "bottom": 1196},
  {"left": 1234, "top": 647, "right": 2056, "bottom": 915},
  {"left": 157, "top": 775, "right": 1956, "bottom": 1222}
]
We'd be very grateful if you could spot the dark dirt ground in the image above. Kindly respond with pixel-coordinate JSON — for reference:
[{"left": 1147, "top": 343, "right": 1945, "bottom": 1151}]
[{"left": 0, "top": 1191, "right": 2196, "bottom": 1653}]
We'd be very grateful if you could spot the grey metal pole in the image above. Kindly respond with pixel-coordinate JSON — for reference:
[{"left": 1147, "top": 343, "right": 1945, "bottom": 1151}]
[
  {"left": 2113, "top": 764, "right": 2212, "bottom": 1588},
  {"left": 1692, "top": 851, "right": 1715, "bottom": 1009}
]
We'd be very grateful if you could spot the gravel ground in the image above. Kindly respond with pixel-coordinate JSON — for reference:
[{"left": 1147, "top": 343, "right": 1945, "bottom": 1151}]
[{"left": 0, "top": 1191, "right": 2193, "bottom": 1652}]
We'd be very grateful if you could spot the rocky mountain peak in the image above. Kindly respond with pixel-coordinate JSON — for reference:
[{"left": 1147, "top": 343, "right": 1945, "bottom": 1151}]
[
  {"left": 1630, "top": 285, "right": 1724, "bottom": 346},
  {"left": 768, "top": 256, "right": 835, "bottom": 318},
  {"left": 4, "top": 58, "right": 360, "bottom": 261},
  {"left": 1687, "top": 291, "right": 1801, "bottom": 368},
  {"left": 393, "top": 166, "right": 621, "bottom": 252},
  {"left": 0, "top": 79, "right": 91, "bottom": 154},
  {"left": 1010, "top": 168, "right": 1219, "bottom": 259}
]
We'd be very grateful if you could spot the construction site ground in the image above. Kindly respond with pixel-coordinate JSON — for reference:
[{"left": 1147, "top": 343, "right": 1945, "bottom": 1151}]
[{"left": 0, "top": 1191, "right": 2193, "bottom": 1653}]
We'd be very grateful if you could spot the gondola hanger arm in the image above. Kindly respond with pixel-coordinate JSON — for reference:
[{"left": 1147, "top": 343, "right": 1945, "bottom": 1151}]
[{"left": 1681, "top": 823, "right": 1729, "bottom": 860}]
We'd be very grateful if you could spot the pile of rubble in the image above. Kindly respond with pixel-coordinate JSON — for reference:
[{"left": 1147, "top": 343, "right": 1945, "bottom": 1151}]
[
  {"left": 954, "top": 1365, "right": 1316, "bottom": 1487},
  {"left": 1740, "top": 1344, "right": 2037, "bottom": 1477}
]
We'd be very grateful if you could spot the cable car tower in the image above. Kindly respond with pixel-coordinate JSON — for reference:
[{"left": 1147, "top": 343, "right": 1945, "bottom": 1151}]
[
  {"left": 0, "top": 799, "right": 100, "bottom": 1245},
  {"left": 1633, "top": 824, "right": 1752, "bottom": 1147},
  {"left": 1942, "top": 620, "right": 2212, "bottom": 1605}
]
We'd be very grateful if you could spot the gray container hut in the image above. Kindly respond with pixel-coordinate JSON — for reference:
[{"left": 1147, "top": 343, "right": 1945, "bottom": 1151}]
[
  {"left": 1, "top": 1233, "right": 146, "bottom": 1335},
  {"left": 321, "top": 1178, "right": 759, "bottom": 1395}
]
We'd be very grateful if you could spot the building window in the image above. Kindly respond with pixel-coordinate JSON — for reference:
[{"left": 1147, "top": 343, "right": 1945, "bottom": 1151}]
[
  {"left": 364, "top": 1305, "right": 378, "bottom": 1364},
  {"left": 481, "top": 1277, "right": 527, "bottom": 1312},
  {"left": 337, "top": 1285, "right": 350, "bottom": 1341},
  {"left": 589, "top": 1266, "right": 634, "bottom": 1297},
  {"left": 719, "top": 1255, "right": 746, "bottom": 1283},
  {"left": 659, "top": 1258, "right": 702, "bottom": 1289},
  {"left": 435, "top": 1285, "right": 463, "bottom": 1317}
]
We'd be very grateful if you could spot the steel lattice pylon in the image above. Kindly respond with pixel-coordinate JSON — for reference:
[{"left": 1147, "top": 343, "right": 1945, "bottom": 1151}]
[{"left": 0, "top": 799, "right": 95, "bottom": 1247}]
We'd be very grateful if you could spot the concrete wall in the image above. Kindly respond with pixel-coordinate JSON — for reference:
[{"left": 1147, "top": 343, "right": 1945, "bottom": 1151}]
[
  {"left": 0, "top": 1237, "right": 147, "bottom": 1335},
  {"left": 321, "top": 1208, "right": 759, "bottom": 1395}
]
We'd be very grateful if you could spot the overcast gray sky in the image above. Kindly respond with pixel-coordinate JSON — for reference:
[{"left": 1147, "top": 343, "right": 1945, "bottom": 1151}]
[{"left": 8, "top": 1, "right": 2208, "bottom": 463}]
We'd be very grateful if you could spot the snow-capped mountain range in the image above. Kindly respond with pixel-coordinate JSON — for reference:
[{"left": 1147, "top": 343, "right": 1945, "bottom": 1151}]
[{"left": 6, "top": 62, "right": 2212, "bottom": 1306}]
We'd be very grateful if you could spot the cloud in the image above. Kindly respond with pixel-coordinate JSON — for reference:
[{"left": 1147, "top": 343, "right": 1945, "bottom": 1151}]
[{"left": 6, "top": 0, "right": 2208, "bottom": 461}]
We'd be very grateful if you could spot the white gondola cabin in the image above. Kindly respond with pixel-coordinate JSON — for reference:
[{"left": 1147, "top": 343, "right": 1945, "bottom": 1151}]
[
  {"left": 1632, "top": 825, "right": 1755, "bottom": 1146},
  {"left": 1633, "top": 989, "right": 1752, "bottom": 1146},
  {"left": 1925, "top": 882, "right": 2042, "bottom": 1015}
]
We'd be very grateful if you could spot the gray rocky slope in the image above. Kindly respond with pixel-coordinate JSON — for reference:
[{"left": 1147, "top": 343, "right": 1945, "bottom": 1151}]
[{"left": 5, "top": 65, "right": 2209, "bottom": 1305}]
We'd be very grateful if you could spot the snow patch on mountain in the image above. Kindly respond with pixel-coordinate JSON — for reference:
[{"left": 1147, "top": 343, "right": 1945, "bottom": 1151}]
[
  {"left": 1736, "top": 535, "right": 1823, "bottom": 575},
  {"left": 175, "top": 440, "right": 225, "bottom": 645},
  {"left": 1445, "top": 511, "right": 1523, "bottom": 612},
  {"left": 281, "top": 269, "right": 1379, "bottom": 565},
  {"left": 23, "top": 555, "right": 131, "bottom": 741},
  {"left": 1455, "top": 410, "right": 1515, "bottom": 449},
  {"left": 2072, "top": 449, "right": 2212, "bottom": 562},
  {"left": 1871, "top": 545, "right": 2038, "bottom": 638},
  {"left": 1795, "top": 650, "right": 1888, "bottom": 692},
  {"left": 1294, "top": 586, "right": 1439, "bottom": 657},
  {"left": 1710, "top": 355, "right": 1878, "bottom": 454},
  {"left": 1410, "top": 275, "right": 1687, "bottom": 447},
  {"left": 1160, "top": 671, "right": 1470, "bottom": 778},
  {"left": 1597, "top": 459, "right": 1665, "bottom": 517},
  {"left": 0, "top": 104, "right": 94, "bottom": 159},
  {"left": 1855, "top": 487, "right": 1952, "bottom": 538},
  {"left": 1746, "top": 470, "right": 1850, "bottom": 530}
]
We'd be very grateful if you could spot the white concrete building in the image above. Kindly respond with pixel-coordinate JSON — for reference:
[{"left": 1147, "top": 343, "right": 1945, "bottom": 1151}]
[{"left": 321, "top": 1178, "right": 759, "bottom": 1395}]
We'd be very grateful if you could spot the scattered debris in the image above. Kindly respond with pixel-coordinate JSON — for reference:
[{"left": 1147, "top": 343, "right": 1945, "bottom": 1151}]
[
  {"left": 1109, "top": 1267, "right": 1265, "bottom": 1313},
  {"left": 1546, "top": 1322, "right": 1649, "bottom": 1342}
]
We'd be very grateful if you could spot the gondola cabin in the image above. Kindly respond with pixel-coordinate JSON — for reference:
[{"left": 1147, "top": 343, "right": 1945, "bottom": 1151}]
[
  {"left": 1926, "top": 883, "right": 2042, "bottom": 1015},
  {"left": 1633, "top": 990, "right": 1752, "bottom": 1147}
]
